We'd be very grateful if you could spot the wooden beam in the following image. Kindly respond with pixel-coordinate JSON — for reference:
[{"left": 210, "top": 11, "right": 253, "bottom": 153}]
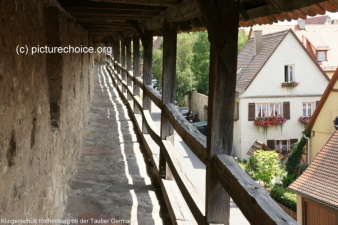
[
  {"left": 215, "top": 155, "right": 298, "bottom": 225},
  {"left": 68, "top": 9, "right": 161, "bottom": 17},
  {"left": 142, "top": 30, "right": 153, "bottom": 134},
  {"left": 133, "top": 35, "right": 141, "bottom": 113},
  {"left": 123, "top": 0, "right": 201, "bottom": 36},
  {"left": 159, "top": 22, "right": 177, "bottom": 180},
  {"left": 59, "top": 1, "right": 166, "bottom": 11},
  {"left": 145, "top": 0, "right": 200, "bottom": 30},
  {"left": 80, "top": 0, "right": 178, "bottom": 7},
  {"left": 195, "top": 0, "right": 240, "bottom": 224},
  {"left": 126, "top": 36, "right": 132, "bottom": 100},
  {"left": 240, "top": 0, "right": 328, "bottom": 23}
]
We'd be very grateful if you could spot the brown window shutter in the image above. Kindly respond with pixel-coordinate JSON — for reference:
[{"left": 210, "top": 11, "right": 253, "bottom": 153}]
[
  {"left": 283, "top": 102, "right": 290, "bottom": 119},
  {"left": 234, "top": 102, "right": 239, "bottom": 121},
  {"left": 267, "top": 140, "right": 275, "bottom": 150},
  {"left": 316, "top": 101, "right": 319, "bottom": 107},
  {"left": 248, "top": 103, "right": 255, "bottom": 121}
]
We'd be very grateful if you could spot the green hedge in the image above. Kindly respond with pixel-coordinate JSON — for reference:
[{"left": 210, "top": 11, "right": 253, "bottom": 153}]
[{"left": 270, "top": 184, "right": 297, "bottom": 211}]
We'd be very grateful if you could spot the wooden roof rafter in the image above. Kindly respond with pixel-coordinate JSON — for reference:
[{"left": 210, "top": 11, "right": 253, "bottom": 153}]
[{"left": 57, "top": 0, "right": 338, "bottom": 42}]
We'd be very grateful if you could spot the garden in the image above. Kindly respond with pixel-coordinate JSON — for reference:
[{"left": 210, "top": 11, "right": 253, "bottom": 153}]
[{"left": 237, "top": 131, "right": 310, "bottom": 214}]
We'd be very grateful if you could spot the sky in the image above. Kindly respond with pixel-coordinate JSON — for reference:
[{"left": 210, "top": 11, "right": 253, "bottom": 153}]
[{"left": 273, "top": 11, "right": 338, "bottom": 25}]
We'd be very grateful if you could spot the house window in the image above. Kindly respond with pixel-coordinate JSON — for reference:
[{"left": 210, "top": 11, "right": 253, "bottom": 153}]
[
  {"left": 256, "top": 103, "right": 267, "bottom": 117},
  {"left": 284, "top": 65, "right": 295, "bottom": 82},
  {"left": 317, "top": 51, "right": 326, "bottom": 61},
  {"left": 275, "top": 140, "right": 289, "bottom": 150},
  {"left": 256, "top": 103, "right": 281, "bottom": 117},
  {"left": 267, "top": 139, "right": 298, "bottom": 150},
  {"left": 303, "top": 102, "right": 314, "bottom": 116}
]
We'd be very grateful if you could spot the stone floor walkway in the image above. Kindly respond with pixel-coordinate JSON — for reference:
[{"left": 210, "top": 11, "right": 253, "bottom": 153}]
[{"left": 63, "top": 65, "right": 169, "bottom": 225}]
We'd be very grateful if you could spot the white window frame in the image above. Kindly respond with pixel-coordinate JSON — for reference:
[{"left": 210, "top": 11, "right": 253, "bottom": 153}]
[
  {"left": 284, "top": 64, "right": 295, "bottom": 82},
  {"left": 317, "top": 51, "right": 325, "bottom": 61},
  {"left": 275, "top": 140, "right": 289, "bottom": 150},
  {"left": 256, "top": 103, "right": 281, "bottom": 117},
  {"left": 302, "top": 102, "right": 315, "bottom": 117}
]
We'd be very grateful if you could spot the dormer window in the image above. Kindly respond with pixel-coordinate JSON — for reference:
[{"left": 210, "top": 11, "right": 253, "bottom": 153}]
[
  {"left": 284, "top": 65, "right": 295, "bottom": 82},
  {"left": 317, "top": 51, "right": 327, "bottom": 62}
]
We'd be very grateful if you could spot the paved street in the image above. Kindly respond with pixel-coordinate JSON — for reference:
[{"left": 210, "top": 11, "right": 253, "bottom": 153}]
[{"left": 150, "top": 103, "right": 250, "bottom": 225}]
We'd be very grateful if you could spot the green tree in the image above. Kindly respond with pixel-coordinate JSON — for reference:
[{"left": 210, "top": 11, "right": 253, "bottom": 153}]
[
  {"left": 175, "top": 33, "right": 197, "bottom": 106},
  {"left": 152, "top": 48, "right": 163, "bottom": 85},
  {"left": 192, "top": 31, "right": 210, "bottom": 95},
  {"left": 238, "top": 29, "right": 248, "bottom": 53},
  {"left": 254, "top": 150, "right": 279, "bottom": 187}
]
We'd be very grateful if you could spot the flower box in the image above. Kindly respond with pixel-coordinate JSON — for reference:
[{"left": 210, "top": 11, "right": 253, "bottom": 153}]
[
  {"left": 298, "top": 116, "right": 311, "bottom": 124},
  {"left": 254, "top": 116, "right": 287, "bottom": 127},
  {"left": 281, "top": 81, "right": 299, "bottom": 88}
]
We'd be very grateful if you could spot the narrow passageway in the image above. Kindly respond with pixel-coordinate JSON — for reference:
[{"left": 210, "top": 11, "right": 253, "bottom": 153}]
[{"left": 63, "top": 65, "right": 169, "bottom": 225}]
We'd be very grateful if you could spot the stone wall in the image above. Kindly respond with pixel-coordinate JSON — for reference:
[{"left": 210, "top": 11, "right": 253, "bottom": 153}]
[
  {"left": 189, "top": 91, "right": 208, "bottom": 122},
  {"left": 0, "top": 0, "right": 93, "bottom": 220}
]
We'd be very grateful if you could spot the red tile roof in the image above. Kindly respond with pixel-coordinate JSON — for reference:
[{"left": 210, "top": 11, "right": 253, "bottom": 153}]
[{"left": 289, "top": 130, "right": 338, "bottom": 209}]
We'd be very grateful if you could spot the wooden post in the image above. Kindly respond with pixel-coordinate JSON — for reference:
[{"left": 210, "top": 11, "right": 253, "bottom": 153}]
[
  {"left": 194, "top": 0, "right": 240, "bottom": 224},
  {"left": 126, "top": 36, "right": 132, "bottom": 100},
  {"left": 133, "top": 35, "right": 141, "bottom": 114},
  {"left": 159, "top": 22, "right": 177, "bottom": 180},
  {"left": 114, "top": 39, "right": 121, "bottom": 85},
  {"left": 121, "top": 39, "right": 126, "bottom": 93},
  {"left": 142, "top": 30, "right": 153, "bottom": 134}
]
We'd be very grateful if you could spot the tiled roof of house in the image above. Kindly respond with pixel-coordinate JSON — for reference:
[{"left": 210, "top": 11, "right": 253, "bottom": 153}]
[
  {"left": 289, "top": 130, "right": 338, "bottom": 209},
  {"left": 305, "top": 15, "right": 329, "bottom": 24},
  {"left": 250, "top": 24, "right": 338, "bottom": 72},
  {"left": 236, "top": 29, "right": 289, "bottom": 94},
  {"left": 296, "top": 25, "right": 338, "bottom": 71},
  {"left": 246, "top": 140, "right": 271, "bottom": 157}
]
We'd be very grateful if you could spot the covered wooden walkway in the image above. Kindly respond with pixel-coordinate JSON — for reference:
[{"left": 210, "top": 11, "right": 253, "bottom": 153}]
[{"left": 63, "top": 65, "right": 171, "bottom": 224}]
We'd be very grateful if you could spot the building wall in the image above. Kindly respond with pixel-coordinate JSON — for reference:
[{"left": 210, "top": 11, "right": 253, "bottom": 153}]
[
  {"left": 0, "top": 0, "right": 93, "bottom": 220},
  {"left": 189, "top": 91, "right": 208, "bottom": 122},
  {"left": 310, "top": 81, "right": 338, "bottom": 161},
  {"left": 234, "top": 33, "right": 329, "bottom": 160}
]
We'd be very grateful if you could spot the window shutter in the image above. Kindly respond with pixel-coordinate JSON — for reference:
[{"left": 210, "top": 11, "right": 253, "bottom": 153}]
[
  {"left": 234, "top": 102, "right": 239, "bottom": 121},
  {"left": 283, "top": 102, "right": 290, "bottom": 119},
  {"left": 316, "top": 101, "right": 319, "bottom": 107},
  {"left": 267, "top": 140, "right": 275, "bottom": 150},
  {"left": 248, "top": 103, "right": 255, "bottom": 121},
  {"left": 290, "top": 139, "right": 298, "bottom": 149}
]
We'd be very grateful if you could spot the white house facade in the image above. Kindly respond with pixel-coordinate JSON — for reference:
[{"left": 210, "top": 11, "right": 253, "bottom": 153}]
[{"left": 233, "top": 30, "right": 329, "bottom": 160}]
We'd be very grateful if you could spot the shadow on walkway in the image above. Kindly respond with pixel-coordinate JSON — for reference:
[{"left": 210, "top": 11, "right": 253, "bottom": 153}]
[{"left": 63, "top": 65, "right": 170, "bottom": 225}]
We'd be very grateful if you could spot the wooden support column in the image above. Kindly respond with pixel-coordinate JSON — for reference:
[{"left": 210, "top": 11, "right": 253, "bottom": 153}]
[
  {"left": 126, "top": 36, "right": 132, "bottom": 100},
  {"left": 121, "top": 39, "right": 127, "bottom": 93},
  {"left": 159, "top": 21, "right": 177, "bottom": 180},
  {"left": 195, "top": 0, "right": 240, "bottom": 224},
  {"left": 133, "top": 35, "right": 141, "bottom": 114},
  {"left": 141, "top": 30, "right": 153, "bottom": 134},
  {"left": 115, "top": 40, "right": 121, "bottom": 85}
]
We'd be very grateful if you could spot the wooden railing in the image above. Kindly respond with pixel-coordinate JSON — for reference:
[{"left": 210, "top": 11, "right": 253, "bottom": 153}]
[{"left": 105, "top": 57, "right": 297, "bottom": 225}]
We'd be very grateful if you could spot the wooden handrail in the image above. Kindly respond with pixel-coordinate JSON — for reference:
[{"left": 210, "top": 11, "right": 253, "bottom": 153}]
[
  {"left": 106, "top": 59, "right": 298, "bottom": 225},
  {"left": 215, "top": 155, "right": 297, "bottom": 224}
]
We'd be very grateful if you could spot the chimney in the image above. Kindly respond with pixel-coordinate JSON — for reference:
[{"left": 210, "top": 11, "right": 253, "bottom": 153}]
[
  {"left": 298, "top": 20, "right": 306, "bottom": 30},
  {"left": 254, "top": 30, "right": 262, "bottom": 56}
]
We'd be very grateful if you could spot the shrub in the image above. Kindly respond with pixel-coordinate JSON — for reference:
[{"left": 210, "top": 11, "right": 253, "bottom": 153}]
[
  {"left": 245, "top": 156, "right": 258, "bottom": 178},
  {"left": 281, "top": 174, "right": 294, "bottom": 188},
  {"left": 237, "top": 161, "right": 247, "bottom": 171},
  {"left": 270, "top": 184, "right": 297, "bottom": 211},
  {"left": 285, "top": 130, "right": 310, "bottom": 180},
  {"left": 254, "top": 150, "right": 279, "bottom": 187}
]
